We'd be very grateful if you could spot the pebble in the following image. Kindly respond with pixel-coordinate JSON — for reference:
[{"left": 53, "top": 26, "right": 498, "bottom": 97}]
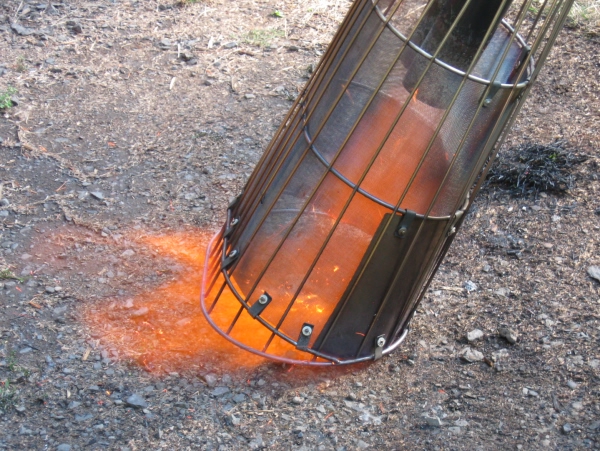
[
  {"left": 460, "top": 347, "right": 484, "bottom": 363},
  {"left": 587, "top": 266, "right": 600, "bottom": 282},
  {"left": 567, "top": 380, "right": 578, "bottom": 389},
  {"left": 464, "top": 280, "right": 478, "bottom": 292},
  {"left": 211, "top": 386, "right": 230, "bottom": 397},
  {"left": 158, "top": 38, "right": 172, "bottom": 50},
  {"left": 292, "top": 396, "right": 304, "bottom": 405},
  {"left": 121, "top": 249, "right": 135, "bottom": 258},
  {"left": 203, "top": 373, "right": 217, "bottom": 387},
  {"left": 522, "top": 388, "right": 539, "bottom": 397},
  {"left": 0, "top": 198, "right": 9, "bottom": 206},
  {"left": 57, "top": 445, "right": 72, "bottom": 451},
  {"left": 90, "top": 192, "right": 104, "bottom": 200},
  {"left": 467, "top": 329, "right": 484, "bottom": 342},
  {"left": 125, "top": 394, "right": 148, "bottom": 409},
  {"left": 223, "top": 41, "right": 238, "bottom": 49},
  {"left": 563, "top": 423, "right": 572, "bottom": 434},
  {"left": 499, "top": 327, "right": 518, "bottom": 344},
  {"left": 130, "top": 307, "right": 149, "bottom": 317},
  {"left": 425, "top": 415, "right": 443, "bottom": 427}
]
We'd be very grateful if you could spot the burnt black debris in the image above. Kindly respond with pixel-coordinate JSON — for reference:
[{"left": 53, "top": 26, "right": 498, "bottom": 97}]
[{"left": 487, "top": 141, "right": 588, "bottom": 195}]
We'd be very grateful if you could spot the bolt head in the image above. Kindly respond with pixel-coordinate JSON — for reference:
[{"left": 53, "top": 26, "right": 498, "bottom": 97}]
[
  {"left": 228, "top": 249, "right": 238, "bottom": 258},
  {"left": 258, "top": 294, "right": 269, "bottom": 305},
  {"left": 230, "top": 218, "right": 239, "bottom": 226},
  {"left": 301, "top": 325, "right": 312, "bottom": 337},
  {"left": 376, "top": 337, "right": 386, "bottom": 348}
]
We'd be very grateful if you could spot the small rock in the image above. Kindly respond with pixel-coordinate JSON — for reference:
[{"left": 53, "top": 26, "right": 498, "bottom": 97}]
[
  {"left": 11, "top": 22, "right": 35, "bottom": 36},
  {"left": 57, "top": 445, "right": 71, "bottom": 451},
  {"left": 563, "top": 423, "right": 572, "bottom": 434},
  {"left": 499, "top": 327, "right": 518, "bottom": 344},
  {"left": 203, "top": 373, "right": 217, "bottom": 387},
  {"left": 460, "top": 347, "right": 484, "bottom": 363},
  {"left": 244, "top": 93, "right": 256, "bottom": 99},
  {"left": 179, "top": 50, "right": 194, "bottom": 62},
  {"left": 587, "top": 266, "right": 600, "bottom": 282},
  {"left": 45, "top": 286, "right": 56, "bottom": 293},
  {"left": 589, "top": 359, "right": 599, "bottom": 369},
  {"left": 0, "top": 198, "right": 9, "bottom": 207},
  {"left": 90, "top": 192, "right": 104, "bottom": 200},
  {"left": 121, "top": 249, "right": 135, "bottom": 258},
  {"left": 159, "top": 38, "right": 172, "bottom": 50},
  {"left": 467, "top": 329, "right": 484, "bottom": 342},
  {"left": 292, "top": 396, "right": 304, "bottom": 405},
  {"left": 19, "top": 425, "right": 32, "bottom": 435},
  {"left": 356, "top": 440, "right": 370, "bottom": 449},
  {"left": 464, "top": 280, "right": 478, "bottom": 292},
  {"left": 232, "top": 393, "right": 246, "bottom": 403},
  {"left": 68, "top": 401, "right": 81, "bottom": 409},
  {"left": 425, "top": 415, "right": 443, "bottom": 427},
  {"left": 211, "top": 386, "right": 230, "bottom": 397},
  {"left": 131, "top": 307, "right": 149, "bottom": 317},
  {"left": 125, "top": 394, "right": 148, "bottom": 409},
  {"left": 66, "top": 20, "right": 82, "bottom": 34},
  {"left": 223, "top": 41, "right": 238, "bottom": 49},
  {"left": 567, "top": 380, "right": 578, "bottom": 389}
]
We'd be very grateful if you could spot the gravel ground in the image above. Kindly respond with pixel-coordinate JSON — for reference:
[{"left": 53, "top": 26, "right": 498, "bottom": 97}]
[{"left": 0, "top": 0, "right": 599, "bottom": 450}]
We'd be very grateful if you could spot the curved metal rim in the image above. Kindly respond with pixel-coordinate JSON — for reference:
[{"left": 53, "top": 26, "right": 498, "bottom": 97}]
[
  {"left": 200, "top": 228, "right": 411, "bottom": 366},
  {"left": 302, "top": 122, "right": 452, "bottom": 221},
  {"left": 373, "top": 2, "right": 533, "bottom": 89}
]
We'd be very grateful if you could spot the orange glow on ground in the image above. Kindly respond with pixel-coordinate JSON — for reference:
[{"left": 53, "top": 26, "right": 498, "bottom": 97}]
[{"left": 84, "top": 229, "right": 272, "bottom": 374}]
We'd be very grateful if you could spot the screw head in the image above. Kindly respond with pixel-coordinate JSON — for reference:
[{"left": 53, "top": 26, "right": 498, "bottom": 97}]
[
  {"left": 228, "top": 249, "right": 238, "bottom": 258},
  {"left": 376, "top": 336, "right": 386, "bottom": 348},
  {"left": 230, "top": 218, "right": 239, "bottom": 227},
  {"left": 258, "top": 294, "right": 269, "bottom": 305},
  {"left": 301, "top": 325, "right": 313, "bottom": 337}
]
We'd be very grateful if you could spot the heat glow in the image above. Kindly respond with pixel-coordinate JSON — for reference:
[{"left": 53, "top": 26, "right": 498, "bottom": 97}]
[{"left": 84, "top": 229, "right": 270, "bottom": 374}]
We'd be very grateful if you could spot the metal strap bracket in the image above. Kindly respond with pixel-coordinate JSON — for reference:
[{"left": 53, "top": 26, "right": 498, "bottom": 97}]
[
  {"left": 222, "top": 249, "right": 239, "bottom": 270},
  {"left": 483, "top": 80, "right": 503, "bottom": 107},
  {"left": 224, "top": 217, "right": 239, "bottom": 239},
  {"left": 395, "top": 210, "right": 416, "bottom": 238},
  {"left": 249, "top": 292, "right": 272, "bottom": 318},
  {"left": 297, "top": 323, "right": 314, "bottom": 349},
  {"left": 374, "top": 335, "right": 386, "bottom": 361}
]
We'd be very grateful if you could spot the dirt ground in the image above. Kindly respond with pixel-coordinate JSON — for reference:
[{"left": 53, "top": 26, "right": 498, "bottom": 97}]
[{"left": 0, "top": 0, "right": 599, "bottom": 450}]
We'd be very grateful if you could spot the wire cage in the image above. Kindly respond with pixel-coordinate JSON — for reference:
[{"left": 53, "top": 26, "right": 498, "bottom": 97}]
[{"left": 201, "top": 0, "right": 574, "bottom": 365}]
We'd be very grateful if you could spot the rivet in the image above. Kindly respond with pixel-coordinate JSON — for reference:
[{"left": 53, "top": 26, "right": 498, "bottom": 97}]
[
  {"left": 258, "top": 294, "right": 269, "bottom": 305},
  {"left": 301, "top": 325, "right": 313, "bottom": 337},
  {"left": 376, "top": 336, "right": 386, "bottom": 348},
  {"left": 230, "top": 218, "right": 239, "bottom": 227},
  {"left": 228, "top": 249, "right": 238, "bottom": 258}
]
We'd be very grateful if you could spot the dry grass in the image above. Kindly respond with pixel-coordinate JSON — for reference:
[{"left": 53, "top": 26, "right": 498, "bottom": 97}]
[{"left": 568, "top": 0, "right": 600, "bottom": 33}]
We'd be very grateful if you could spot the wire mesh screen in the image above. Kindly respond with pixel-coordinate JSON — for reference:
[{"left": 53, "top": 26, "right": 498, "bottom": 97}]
[{"left": 201, "top": 0, "right": 574, "bottom": 365}]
